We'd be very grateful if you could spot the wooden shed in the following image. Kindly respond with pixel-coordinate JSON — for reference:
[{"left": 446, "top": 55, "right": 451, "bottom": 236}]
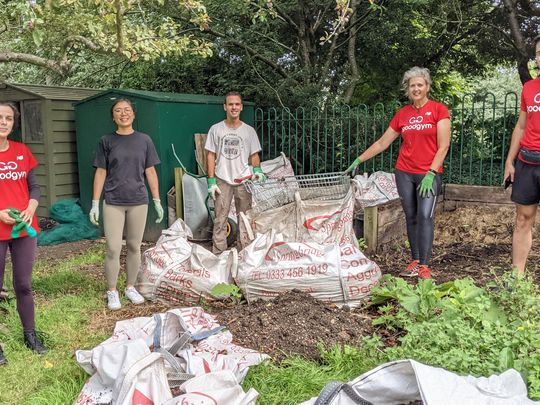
[{"left": 0, "top": 83, "right": 100, "bottom": 217}]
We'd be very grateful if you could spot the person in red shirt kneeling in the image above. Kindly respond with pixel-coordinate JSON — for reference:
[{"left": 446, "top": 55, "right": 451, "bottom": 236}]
[{"left": 0, "top": 102, "right": 48, "bottom": 366}]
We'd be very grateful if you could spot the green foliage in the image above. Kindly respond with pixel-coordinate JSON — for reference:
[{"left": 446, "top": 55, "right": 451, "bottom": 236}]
[
  {"left": 357, "top": 238, "right": 368, "bottom": 251},
  {"left": 211, "top": 283, "right": 245, "bottom": 304},
  {"left": 371, "top": 273, "right": 540, "bottom": 399}
]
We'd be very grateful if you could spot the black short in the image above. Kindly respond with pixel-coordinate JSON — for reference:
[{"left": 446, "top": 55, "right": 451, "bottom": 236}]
[{"left": 511, "top": 159, "right": 540, "bottom": 205}]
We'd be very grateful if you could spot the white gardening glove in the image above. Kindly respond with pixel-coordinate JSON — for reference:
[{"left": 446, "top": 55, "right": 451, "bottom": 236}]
[
  {"left": 207, "top": 177, "right": 221, "bottom": 200},
  {"left": 89, "top": 200, "right": 100, "bottom": 226},
  {"left": 153, "top": 199, "right": 164, "bottom": 223}
]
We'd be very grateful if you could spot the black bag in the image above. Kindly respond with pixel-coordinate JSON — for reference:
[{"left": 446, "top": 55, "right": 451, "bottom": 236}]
[{"left": 519, "top": 148, "right": 540, "bottom": 164}]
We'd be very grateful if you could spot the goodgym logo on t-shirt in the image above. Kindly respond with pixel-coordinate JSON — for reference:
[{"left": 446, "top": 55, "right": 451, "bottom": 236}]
[
  {"left": 402, "top": 115, "right": 433, "bottom": 132},
  {"left": 528, "top": 93, "right": 540, "bottom": 112},
  {"left": 0, "top": 160, "right": 27, "bottom": 180}
]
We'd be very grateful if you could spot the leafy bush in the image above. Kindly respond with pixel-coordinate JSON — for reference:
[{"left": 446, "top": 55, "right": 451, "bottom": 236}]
[{"left": 370, "top": 273, "right": 540, "bottom": 399}]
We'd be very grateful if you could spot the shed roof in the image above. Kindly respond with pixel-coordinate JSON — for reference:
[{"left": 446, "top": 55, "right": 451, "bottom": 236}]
[
  {"left": 76, "top": 88, "right": 254, "bottom": 105},
  {"left": 0, "top": 82, "right": 100, "bottom": 101}
]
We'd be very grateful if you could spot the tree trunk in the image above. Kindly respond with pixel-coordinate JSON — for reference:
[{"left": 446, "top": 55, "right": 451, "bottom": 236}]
[{"left": 502, "top": 0, "right": 532, "bottom": 84}]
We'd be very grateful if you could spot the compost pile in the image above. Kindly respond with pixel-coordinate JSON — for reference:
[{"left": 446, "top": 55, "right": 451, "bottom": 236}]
[{"left": 213, "top": 289, "right": 373, "bottom": 362}]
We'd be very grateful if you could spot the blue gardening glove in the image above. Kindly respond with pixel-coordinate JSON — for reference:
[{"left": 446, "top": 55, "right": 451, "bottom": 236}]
[
  {"left": 207, "top": 177, "right": 221, "bottom": 200},
  {"left": 253, "top": 166, "right": 267, "bottom": 183},
  {"left": 345, "top": 157, "right": 362, "bottom": 173},
  {"left": 8, "top": 208, "right": 37, "bottom": 238},
  {"left": 89, "top": 200, "right": 100, "bottom": 226},
  {"left": 153, "top": 199, "right": 164, "bottom": 223},
  {"left": 418, "top": 171, "right": 436, "bottom": 198}
]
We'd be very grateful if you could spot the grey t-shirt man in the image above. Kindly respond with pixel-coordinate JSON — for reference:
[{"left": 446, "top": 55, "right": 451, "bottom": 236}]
[
  {"left": 204, "top": 121, "right": 262, "bottom": 185},
  {"left": 93, "top": 131, "right": 160, "bottom": 205}
]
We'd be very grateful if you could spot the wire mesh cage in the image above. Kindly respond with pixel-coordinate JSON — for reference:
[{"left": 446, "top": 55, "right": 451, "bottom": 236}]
[{"left": 244, "top": 172, "right": 350, "bottom": 214}]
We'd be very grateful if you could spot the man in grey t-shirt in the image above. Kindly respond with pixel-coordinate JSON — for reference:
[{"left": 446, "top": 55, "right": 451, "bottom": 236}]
[{"left": 205, "top": 92, "right": 265, "bottom": 253}]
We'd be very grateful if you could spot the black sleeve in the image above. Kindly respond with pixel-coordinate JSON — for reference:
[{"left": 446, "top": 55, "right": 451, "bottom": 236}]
[{"left": 27, "top": 169, "right": 40, "bottom": 201}]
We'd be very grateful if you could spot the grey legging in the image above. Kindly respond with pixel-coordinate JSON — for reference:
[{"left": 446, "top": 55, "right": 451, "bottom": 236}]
[
  {"left": 103, "top": 201, "right": 148, "bottom": 289},
  {"left": 395, "top": 169, "right": 442, "bottom": 265}
]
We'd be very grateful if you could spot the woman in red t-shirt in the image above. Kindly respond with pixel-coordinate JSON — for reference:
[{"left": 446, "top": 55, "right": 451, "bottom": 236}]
[
  {"left": 0, "top": 102, "right": 48, "bottom": 366},
  {"left": 346, "top": 67, "right": 451, "bottom": 280}
]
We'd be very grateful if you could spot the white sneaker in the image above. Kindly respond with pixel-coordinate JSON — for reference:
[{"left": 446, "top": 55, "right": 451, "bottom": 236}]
[
  {"left": 107, "top": 290, "right": 121, "bottom": 310},
  {"left": 124, "top": 287, "right": 145, "bottom": 305}
]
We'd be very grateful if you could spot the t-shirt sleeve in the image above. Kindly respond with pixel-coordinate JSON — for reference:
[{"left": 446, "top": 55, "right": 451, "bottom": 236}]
[
  {"left": 436, "top": 103, "right": 451, "bottom": 121},
  {"left": 205, "top": 126, "right": 217, "bottom": 153},
  {"left": 93, "top": 137, "right": 107, "bottom": 169},
  {"left": 248, "top": 128, "right": 262, "bottom": 155},
  {"left": 24, "top": 144, "right": 38, "bottom": 171},
  {"left": 144, "top": 136, "right": 161, "bottom": 168},
  {"left": 389, "top": 110, "right": 402, "bottom": 133},
  {"left": 521, "top": 90, "right": 527, "bottom": 112}
]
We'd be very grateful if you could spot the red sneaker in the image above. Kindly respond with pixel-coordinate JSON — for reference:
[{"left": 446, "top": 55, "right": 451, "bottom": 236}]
[
  {"left": 400, "top": 260, "right": 420, "bottom": 277},
  {"left": 418, "top": 265, "right": 432, "bottom": 279}
]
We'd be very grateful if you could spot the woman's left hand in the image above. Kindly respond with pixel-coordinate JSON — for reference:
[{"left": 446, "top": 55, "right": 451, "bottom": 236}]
[{"left": 20, "top": 203, "right": 37, "bottom": 223}]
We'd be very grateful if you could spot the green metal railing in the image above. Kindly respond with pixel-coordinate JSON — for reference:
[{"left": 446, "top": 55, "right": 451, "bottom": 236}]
[{"left": 255, "top": 92, "right": 519, "bottom": 186}]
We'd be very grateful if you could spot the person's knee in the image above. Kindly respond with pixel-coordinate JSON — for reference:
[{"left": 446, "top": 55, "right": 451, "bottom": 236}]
[
  {"left": 13, "top": 282, "right": 32, "bottom": 297},
  {"left": 515, "top": 211, "right": 535, "bottom": 231},
  {"left": 106, "top": 246, "right": 122, "bottom": 260},
  {"left": 126, "top": 240, "right": 141, "bottom": 254}
]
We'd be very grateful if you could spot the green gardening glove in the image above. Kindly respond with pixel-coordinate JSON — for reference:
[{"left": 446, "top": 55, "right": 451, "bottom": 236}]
[
  {"left": 207, "top": 177, "right": 221, "bottom": 200},
  {"left": 8, "top": 208, "right": 37, "bottom": 239},
  {"left": 253, "top": 166, "right": 267, "bottom": 183},
  {"left": 418, "top": 171, "right": 436, "bottom": 198},
  {"left": 345, "top": 157, "right": 362, "bottom": 173}
]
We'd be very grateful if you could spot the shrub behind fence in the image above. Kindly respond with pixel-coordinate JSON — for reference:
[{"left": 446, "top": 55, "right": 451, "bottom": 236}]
[{"left": 255, "top": 92, "right": 519, "bottom": 186}]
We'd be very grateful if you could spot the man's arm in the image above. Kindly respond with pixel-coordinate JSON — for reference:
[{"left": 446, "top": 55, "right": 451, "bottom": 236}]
[
  {"left": 250, "top": 152, "right": 261, "bottom": 168},
  {"left": 207, "top": 151, "right": 217, "bottom": 178}
]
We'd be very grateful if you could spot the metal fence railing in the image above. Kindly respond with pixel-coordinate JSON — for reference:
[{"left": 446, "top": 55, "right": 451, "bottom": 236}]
[{"left": 255, "top": 92, "right": 519, "bottom": 186}]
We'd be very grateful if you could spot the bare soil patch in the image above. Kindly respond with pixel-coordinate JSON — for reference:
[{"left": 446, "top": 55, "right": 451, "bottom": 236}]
[{"left": 29, "top": 205, "right": 540, "bottom": 362}]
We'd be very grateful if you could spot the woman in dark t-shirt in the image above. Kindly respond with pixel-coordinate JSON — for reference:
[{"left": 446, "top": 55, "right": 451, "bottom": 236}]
[{"left": 89, "top": 99, "right": 163, "bottom": 310}]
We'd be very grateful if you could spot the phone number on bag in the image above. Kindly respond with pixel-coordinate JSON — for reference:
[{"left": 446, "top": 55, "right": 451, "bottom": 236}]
[{"left": 251, "top": 264, "right": 329, "bottom": 281}]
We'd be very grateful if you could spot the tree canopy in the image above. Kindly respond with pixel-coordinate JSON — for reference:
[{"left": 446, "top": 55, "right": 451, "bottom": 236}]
[{"left": 0, "top": 0, "right": 539, "bottom": 106}]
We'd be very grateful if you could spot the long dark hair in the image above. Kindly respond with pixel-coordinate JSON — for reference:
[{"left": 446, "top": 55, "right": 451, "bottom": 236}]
[{"left": 0, "top": 101, "right": 20, "bottom": 129}]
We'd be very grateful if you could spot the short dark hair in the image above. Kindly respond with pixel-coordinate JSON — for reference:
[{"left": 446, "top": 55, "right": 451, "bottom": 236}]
[
  {"left": 534, "top": 34, "right": 540, "bottom": 47},
  {"left": 0, "top": 101, "right": 20, "bottom": 128},
  {"left": 224, "top": 91, "right": 242, "bottom": 104},
  {"left": 110, "top": 98, "right": 136, "bottom": 117}
]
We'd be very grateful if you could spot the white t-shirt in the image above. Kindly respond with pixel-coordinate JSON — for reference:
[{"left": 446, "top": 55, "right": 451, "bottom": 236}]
[{"left": 205, "top": 121, "right": 262, "bottom": 185}]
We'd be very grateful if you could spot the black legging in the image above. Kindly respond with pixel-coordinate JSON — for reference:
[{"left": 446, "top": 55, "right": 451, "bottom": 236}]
[
  {"left": 0, "top": 236, "right": 37, "bottom": 331},
  {"left": 395, "top": 169, "right": 441, "bottom": 266}
]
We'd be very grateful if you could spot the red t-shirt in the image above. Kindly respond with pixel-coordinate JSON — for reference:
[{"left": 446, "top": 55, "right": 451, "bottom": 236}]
[
  {"left": 390, "top": 100, "right": 450, "bottom": 174},
  {"left": 519, "top": 77, "right": 540, "bottom": 151},
  {"left": 0, "top": 141, "right": 39, "bottom": 240}
]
